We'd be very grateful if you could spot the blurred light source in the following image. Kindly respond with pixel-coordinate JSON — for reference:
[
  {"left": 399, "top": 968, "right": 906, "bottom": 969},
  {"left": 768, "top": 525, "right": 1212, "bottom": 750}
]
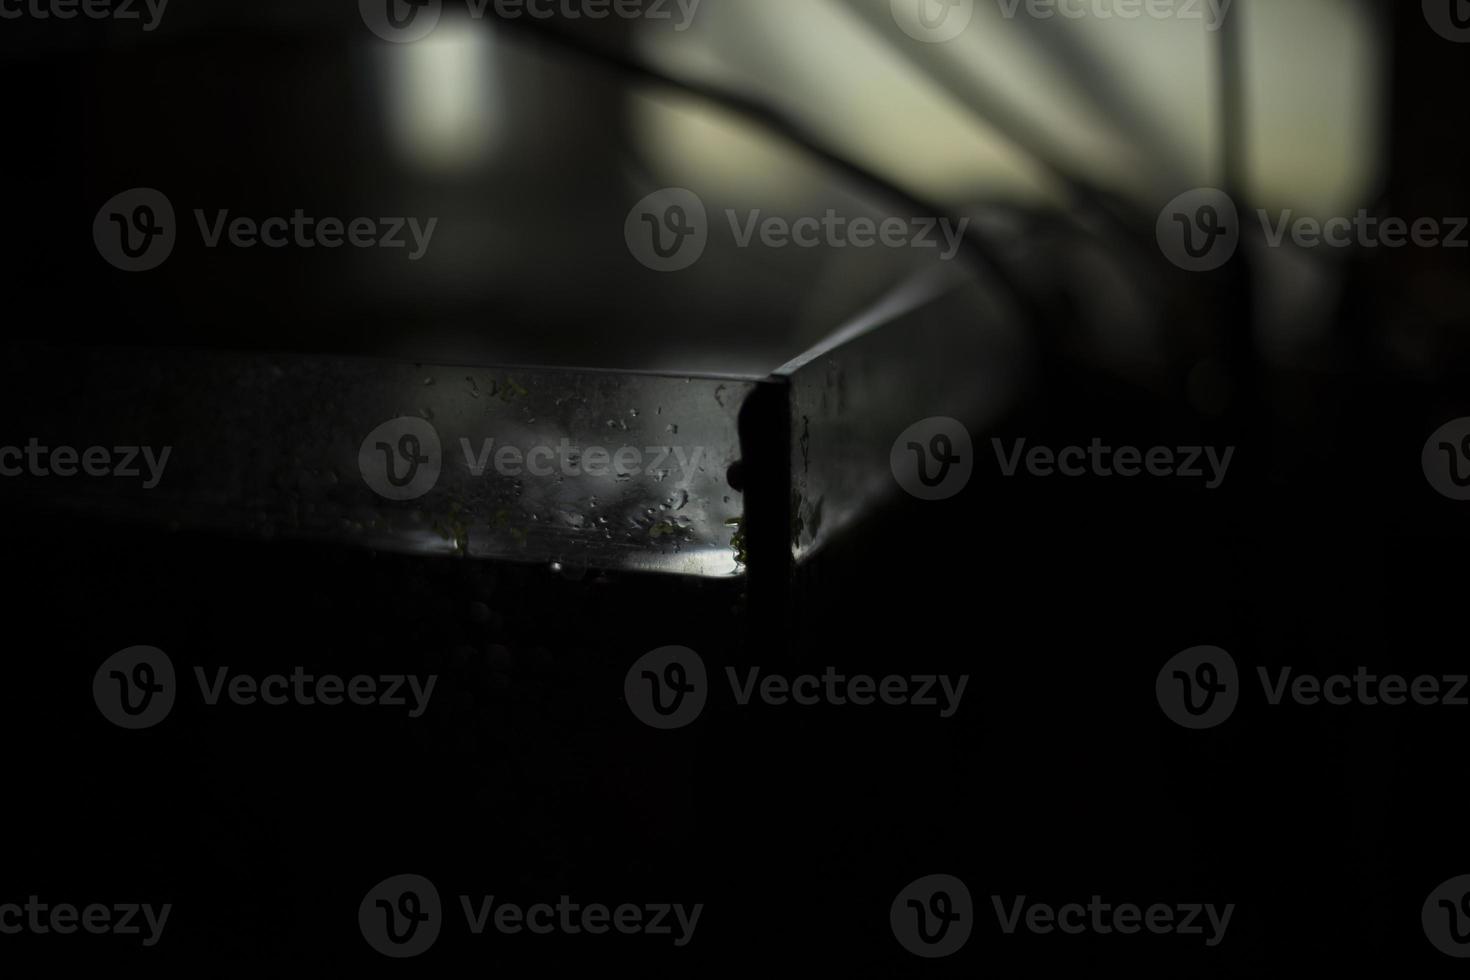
[
  {"left": 1241, "top": 0, "right": 1385, "bottom": 217},
  {"left": 381, "top": 17, "right": 500, "bottom": 174},
  {"left": 631, "top": 0, "right": 1384, "bottom": 217},
  {"left": 634, "top": 0, "right": 1062, "bottom": 209}
]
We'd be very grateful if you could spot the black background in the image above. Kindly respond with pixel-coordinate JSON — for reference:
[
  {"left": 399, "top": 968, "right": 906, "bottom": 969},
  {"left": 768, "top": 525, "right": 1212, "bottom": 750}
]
[{"left": 3, "top": 0, "right": 1470, "bottom": 972}]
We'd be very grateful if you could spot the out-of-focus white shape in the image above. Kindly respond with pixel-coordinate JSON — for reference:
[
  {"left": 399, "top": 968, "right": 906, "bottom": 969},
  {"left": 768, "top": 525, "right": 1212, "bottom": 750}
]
[
  {"left": 923, "top": 0, "right": 1383, "bottom": 213},
  {"left": 630, "top": 90, "right": 833, "bottom": 212},
  {"left": 996, "top": 6, "right": 1220, "bottom": 198},
  {"left": 381, "top": 17, "right": 500, "bottom": 173},
  {"left": 869, "top": 0, "right": 1206, "bottom": 203},
  {"left": 1239, "top": 0, "right": 1384, "bottom": 217},
  {"left": 630, "top": 0, "right": 1384, "bottom": 218},
  {"left": 633, "top": 0, "right": 1063, "bottom": 209}
]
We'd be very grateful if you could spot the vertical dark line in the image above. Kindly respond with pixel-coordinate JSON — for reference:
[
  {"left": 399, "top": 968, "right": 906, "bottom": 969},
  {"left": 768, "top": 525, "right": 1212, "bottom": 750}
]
[
  {"left": 1217, "top": 2, "right": 1261, "bottom": 450},
  {"left": 1218, "top": 1, "right": 1248, "bottom": 198},
  {"left": 737, "top": 379, "right": 793, "bottom": 658}
]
